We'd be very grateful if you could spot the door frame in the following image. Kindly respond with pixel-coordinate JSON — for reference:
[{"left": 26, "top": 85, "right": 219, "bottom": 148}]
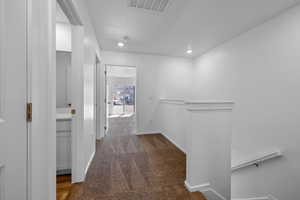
[
  {"left": 27, "top": 0, "right": 56, "bottom": 199},
  {"left": 104, "top": 64, "right": 137, "bottom": 136},
  {"left": 95, "top": 56, "right": 101, "bottom": 140},
  {"left": 27, "top": 0, "right": 84, "bottom": 199}
]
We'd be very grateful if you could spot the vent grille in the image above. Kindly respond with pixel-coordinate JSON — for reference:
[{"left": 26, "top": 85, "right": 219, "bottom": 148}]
[{"left": 128, "top": 0, "right": 170, "bottom": 12}]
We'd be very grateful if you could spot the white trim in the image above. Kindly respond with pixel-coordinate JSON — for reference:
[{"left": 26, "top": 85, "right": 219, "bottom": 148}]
[
  {"left": 185, "top": 101, "right": 234, "bottom": 111},
  {"left": 232, "top": 197, "right": 269, "bottom": 200},
  {"left": 232, "top": 151, "right": 282, "bottom": 172},
  {"left": 27, "top": 0, "right": 57, "bottom": 199},
  {"left": 185, "top": 101, "right": 234, "bottom": 105},
  {"left": 202, "top": 188, "right": 227, "bottom": 200},
  {"left": 184, "top": 181, "right": 210, "bottom": 192},
  {"left": 57, "top": 0, "right": 83, "bottom": 25},
  {"left": 184, "top": 181, "right": 227, "bottom": 200},
  {"left": 84, "top": 151, "right": 95, "bottom": 179},
  {"left": 185, "top": 101, "right": 234, "bottom": 113},
  {"left": 233, "top": 195, "right": 278, "bottom": 200},
  {"left": 161, "top": 132, "right": 186, "bottom": 153},
  {"left": 187, "top": 108, "right": 234, "bottom": 111},
  {"left": 159, "top": 99, "right": 234, "bottom": 106},
  {"left": 159, "top": 98, "right": 185, "bottom": 105},
  {"left": 184, "top": 100, "right": 234, "bottom": 105},
  {"left": 71, "top": 25, "right": 85, "bottom": 184},
  {"left": 0, "top": 164, "right": 4, "bottom": 200},
  {"left": 135, "top": 131, "right": 161, "bottom": 135},
  {"left": 0, "top": 0, "right": 5, "bottom": 120}
]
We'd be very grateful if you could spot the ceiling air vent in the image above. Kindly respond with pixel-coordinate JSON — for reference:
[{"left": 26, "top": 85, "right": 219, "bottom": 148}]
[{"left": 128, "top": 0, "right": 170, "bottom": 12}]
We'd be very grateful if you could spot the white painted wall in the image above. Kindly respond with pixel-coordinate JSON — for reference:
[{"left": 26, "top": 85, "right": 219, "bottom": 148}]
[
  {"left": 185, "top": 102, "right": 233, "bottom": 200},
  {"left": 56, "top": 52, "right": 71, "bottom": 108},
  {"left": 99, "top": 51, "right": 192, "bottom": 139},
  {"left": 191, "top": 5, "right": 300, "bottom": 199},
  {"left": 72, "top": 0, "right": 101, "bottom": 179},
  {"left": 83, "top": 62, "right": 96, "bottom": 172},
  {"left": 152, "top": 57, "right": 193, "bottom": 152}
]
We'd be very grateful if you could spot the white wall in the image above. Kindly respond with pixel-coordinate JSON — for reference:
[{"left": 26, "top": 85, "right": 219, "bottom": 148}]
[
  {"left": 72, "top": 0, "right": 101, "bottom": 178},
  {"left": 191, "top": 5, "right": 300, "bottom": 199},
  {"left": 153, "top": 57, "right": 193, "bottom": 152},
  {"left": 56, "top": 52, "right": 71, "bottom": 108},
  {"left": 100, "top": 51, "right": 192, "bottom": 139}
]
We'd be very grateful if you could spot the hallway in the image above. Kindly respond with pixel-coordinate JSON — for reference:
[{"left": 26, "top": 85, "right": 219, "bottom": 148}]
[{"left": 57, "top": 133, "right": 206, "bottom": 200}]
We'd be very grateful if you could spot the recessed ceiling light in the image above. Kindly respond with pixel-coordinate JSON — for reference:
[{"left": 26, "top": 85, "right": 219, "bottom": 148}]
[
  {"left": 118, "top": 42, "right": 125, "bottom": 47},
  {"left": 186, "top": 49, "right": 193, "bottom": 54}
]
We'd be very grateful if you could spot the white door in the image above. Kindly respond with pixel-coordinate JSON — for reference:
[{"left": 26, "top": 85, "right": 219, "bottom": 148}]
[
  {"left": 0, "top": 0, "right": 28, "bottom": 199},
  {"left": 94, "top": 59, "right": 98, "bottom": 137}
]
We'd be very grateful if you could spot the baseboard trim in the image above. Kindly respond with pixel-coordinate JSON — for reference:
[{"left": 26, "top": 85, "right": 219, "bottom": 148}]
[
  {"left": 184, "top": 181, "right": 210, "bottom": 192},
  {"left": 135, "top": 131, "right": 162, "bottom": 135},
  {"left": 202, "top": 188, "right": 227, "bottom": 200},
  {"left": 84, "top": 151, "right": 95, "bottom": 180},
  {"left": 161, "top": 133, "right": 186, "bottom": 154},
  {"left": 233, "top": 197, "right": 269, "bottom": 200},
  {"left": 185, "top": 181, "right": 227, "bottom": 200},
  {"left": 232, "top": 195, "right": 278, "bottom": 200}
]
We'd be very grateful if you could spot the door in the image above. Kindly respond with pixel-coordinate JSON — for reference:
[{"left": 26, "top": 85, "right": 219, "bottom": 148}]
[
  {"left": 0, "top": 0, "right": 28, "bottom": 199},
  {"left": 94, "top": 58, "right": 98, "bottom": 138}
]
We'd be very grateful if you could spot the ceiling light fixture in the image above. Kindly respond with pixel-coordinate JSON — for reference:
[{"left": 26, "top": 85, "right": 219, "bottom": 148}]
[
  {"left": 117, "top": 42, "right": 125, "bottom": 47},
  {"left": 186, "top": 49, "right": 193, "bottom": 54},
  {"left": 117, "top": 36, "right": 129, "bottom": 48}
]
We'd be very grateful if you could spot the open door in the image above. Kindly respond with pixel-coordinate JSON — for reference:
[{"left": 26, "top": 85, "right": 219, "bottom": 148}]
[{"left": 0, "top": 0, "right": 28, "bottom": 199}]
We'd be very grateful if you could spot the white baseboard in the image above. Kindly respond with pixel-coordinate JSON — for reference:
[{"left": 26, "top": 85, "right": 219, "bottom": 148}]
[
  {"left": 162, "top": 132, "right": 186, "bottom": 154},
  {"left": 184, "top": 181, "right": 210, "bottom": 192},
  {"left": 232, "top": 198, "right": 269, "bottom": 200},
  {"left": 135, "top": 131, "right": 161, "bottom": 135},
  {"left": 185, "top": 180, "right": 227, "bottom": 200},
  {"left": 233, "top": 195, "right": 278, "bottom": 200},
  {"left": 202, "top": 188, "right": 227, "bottom": 200},
  {"left": 84, "top": 151, "right": 95, "bottom": 180}
]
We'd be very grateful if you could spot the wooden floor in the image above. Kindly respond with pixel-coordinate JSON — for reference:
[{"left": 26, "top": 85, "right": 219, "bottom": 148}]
[
  {"left": 57, "top": 175, "right": 72, "bottom": 200},
  {"left": 57, "top": 133, "right": 206, "bottom": 200}
]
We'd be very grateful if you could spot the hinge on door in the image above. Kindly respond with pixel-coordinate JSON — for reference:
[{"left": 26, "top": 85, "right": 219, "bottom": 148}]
[
  {"left": 104, "top": 70, "right": 107, "bottom": 75},
  {"left": 27, "top": 103, "right": 32, "bottom": 122}
]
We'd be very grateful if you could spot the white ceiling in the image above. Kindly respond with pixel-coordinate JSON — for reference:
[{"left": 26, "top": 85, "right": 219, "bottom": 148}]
[{"left": 86, "top": 0, "right": 300, "bottom": 57}]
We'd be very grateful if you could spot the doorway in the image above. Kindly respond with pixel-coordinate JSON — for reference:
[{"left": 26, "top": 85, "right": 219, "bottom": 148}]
[
  {"left": 55, "top": 3, "right": 73, "bottom": 199},
  {"left": 56, "top": 0, "right": 87, "bottom": 199},
  {"left": 105, "top": 65, "right": 137, "bottom": 137}
]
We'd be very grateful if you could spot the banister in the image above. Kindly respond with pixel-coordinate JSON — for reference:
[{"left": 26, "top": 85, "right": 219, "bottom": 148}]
[{"left": 232, "top": 151, "right": 282, "bottom": 172}]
